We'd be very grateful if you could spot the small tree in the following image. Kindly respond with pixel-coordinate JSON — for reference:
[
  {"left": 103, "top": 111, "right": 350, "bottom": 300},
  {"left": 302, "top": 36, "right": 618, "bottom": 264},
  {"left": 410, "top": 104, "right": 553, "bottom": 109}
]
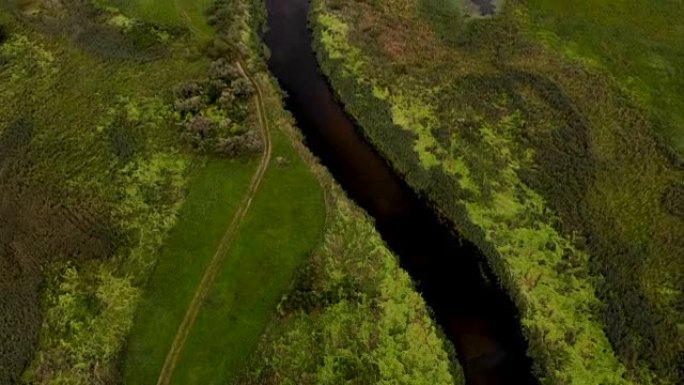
[
  {"left": 186, "top": 116, "right": 216, "bottom": 140},
  {"left": 231, "top": 78, "right": 254, "bottom": 99},
  {"left": 217, "top": 89, "right": 236, "bottom": 110},
  {"left": 174, "top": 81, "right": 204, "bottom": 99},
  {"left": 205, "top": 79, "right": 227, "bottom": 104},
  {"left": 209, "top": 58, "right": 240, "bottom": 82},
  {"left": 174, "top": 95, "right": 204, "bottom": 115}
]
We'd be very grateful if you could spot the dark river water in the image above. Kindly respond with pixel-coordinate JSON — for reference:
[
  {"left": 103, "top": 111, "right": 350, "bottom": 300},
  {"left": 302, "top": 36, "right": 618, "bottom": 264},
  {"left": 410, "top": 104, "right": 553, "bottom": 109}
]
[{"left": 263, "top": 1, "right": 536, "bottom": 384}]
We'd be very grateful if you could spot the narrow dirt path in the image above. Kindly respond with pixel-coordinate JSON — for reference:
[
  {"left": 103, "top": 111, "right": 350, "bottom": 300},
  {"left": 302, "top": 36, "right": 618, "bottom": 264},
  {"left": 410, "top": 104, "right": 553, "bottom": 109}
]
[{"left": 156, "top": 61, "right": 272, "bottom": 385}]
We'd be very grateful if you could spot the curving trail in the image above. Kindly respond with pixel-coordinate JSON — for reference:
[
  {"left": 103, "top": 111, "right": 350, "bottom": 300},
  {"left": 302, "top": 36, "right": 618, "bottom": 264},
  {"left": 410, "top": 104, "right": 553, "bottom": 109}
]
[{"left": 155, "top": 61, "right": 272, "bottom": 385}]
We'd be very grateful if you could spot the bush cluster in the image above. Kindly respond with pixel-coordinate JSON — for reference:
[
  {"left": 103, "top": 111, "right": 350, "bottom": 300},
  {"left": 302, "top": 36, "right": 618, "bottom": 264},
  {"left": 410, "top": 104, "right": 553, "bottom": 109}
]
[
  {"left": 0, "top": 24, "right": 7, "bottom": 44},
  {"left": 173, "top": 58, "right": 262, "bottom": 156}
]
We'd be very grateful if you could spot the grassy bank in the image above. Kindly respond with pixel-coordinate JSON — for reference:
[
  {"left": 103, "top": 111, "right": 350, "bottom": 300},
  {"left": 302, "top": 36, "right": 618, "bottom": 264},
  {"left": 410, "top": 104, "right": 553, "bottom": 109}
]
[
  {"left": 167, "top": 119, "right": 326, "bottom": 385},
  {"left": 122, "top": 158, "right": 258, "bottom": 385},
  {"left": 311, "top": 0, "right": 684, "bottom": 384}
]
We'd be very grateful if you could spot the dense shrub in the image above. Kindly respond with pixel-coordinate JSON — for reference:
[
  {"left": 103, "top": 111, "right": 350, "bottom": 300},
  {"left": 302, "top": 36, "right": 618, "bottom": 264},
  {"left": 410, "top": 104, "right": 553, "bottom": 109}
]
[
  {"left": 663, "top": 183, "right": 684, "bottom": 218},
  {"left": 0, "top": 24, "right": 7, "bottom": 44},
  {"left": 173, "top": 58, "right": 260, "bottom": 157}
]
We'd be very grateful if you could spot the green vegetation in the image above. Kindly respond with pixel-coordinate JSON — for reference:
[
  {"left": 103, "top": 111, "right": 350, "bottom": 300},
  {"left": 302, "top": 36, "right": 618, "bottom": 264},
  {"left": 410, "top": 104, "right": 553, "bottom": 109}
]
[
  {"left": 312, "top": 0, "right": 684, "bottom": 384},
  {"left": 525, "top": 0, "right": 684, "bottom": 156},
  {"left": 237, "top": 185, "right": 462, "bottom": 385},
  {"left": 168, "top": 124, "right": 326, "bottom": 385},
  {"left": 122, "top": 158, "right": 258, "bottom": 385},
  {"left": 124, "top": 1, "right": 323, "bottom": 383},
  {"left": 173, "top": 59, "right": 263, "bottom": 157},
  {"left": 110, "top": 0, "right": 215, "bottom": 35},
  {"left": 0, "top": 5, "right": 201, "bottom": 381},
  {"left": 234, "top": 80, "right": 463, "bottom": 385},
  {"left": 1, "top": 0, "right": 462, "bottom": 384},
  {"left": 0, "top": 0, "right": 259, "bottom": 383}
]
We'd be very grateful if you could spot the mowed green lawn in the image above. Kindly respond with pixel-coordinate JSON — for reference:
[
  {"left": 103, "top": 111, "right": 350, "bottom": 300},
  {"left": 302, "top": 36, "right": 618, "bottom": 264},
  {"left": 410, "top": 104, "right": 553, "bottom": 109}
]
[
  {"left": 526, "top": 0, "right": 684, "bottom": 155},
  {"left": 110, "top": 0, "right": 215, "bottom": 36},
  {"left": 168, "top": 128, "right": 326, "bottom": 385},
  {"left": 122, "top": 158, "right": 258, "bottom": 385}
]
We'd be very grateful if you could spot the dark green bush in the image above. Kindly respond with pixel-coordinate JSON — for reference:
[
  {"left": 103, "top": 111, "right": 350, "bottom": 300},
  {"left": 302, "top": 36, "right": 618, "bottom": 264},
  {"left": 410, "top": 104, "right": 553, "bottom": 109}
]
[
  {"left": 0, "top": 24, "right": 7, "bottom": 44},
  {"left": 663, "top": 183, "right": 684, "bottom": 217},
  {"left": 106, "top": 115, "right": 137, "bottom": 163}
]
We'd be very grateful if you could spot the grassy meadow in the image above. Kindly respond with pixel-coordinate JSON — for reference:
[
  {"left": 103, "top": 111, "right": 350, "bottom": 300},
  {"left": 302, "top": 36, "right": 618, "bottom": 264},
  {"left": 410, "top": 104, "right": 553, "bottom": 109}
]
[
  {"left": 167, "top": 123, "right": 326, "bottom": 385},
  {"left": 525, "top": 0, "right": 684, "bottom": 156},
  {"left": 311, "top": 0, "right": 684, "bottom": 384},
  {"left": 111, "top": 0, "right": 215, "bottom": 35},
  {"left": 122, "top": 157, "right": 259, "bottom": 385}
]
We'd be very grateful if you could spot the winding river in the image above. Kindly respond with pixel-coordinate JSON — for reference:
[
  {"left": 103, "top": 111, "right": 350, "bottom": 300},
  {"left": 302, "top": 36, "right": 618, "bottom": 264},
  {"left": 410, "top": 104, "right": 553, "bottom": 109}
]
[{"left": 263, "top": 1, "right": 536, "bottom": 384}]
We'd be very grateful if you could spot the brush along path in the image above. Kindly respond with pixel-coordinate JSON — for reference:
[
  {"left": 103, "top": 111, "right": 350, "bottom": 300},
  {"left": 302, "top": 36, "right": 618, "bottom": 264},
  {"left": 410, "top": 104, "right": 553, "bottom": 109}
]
[{"left": 155, "top": 61, "right": 272, "bottom": 385}]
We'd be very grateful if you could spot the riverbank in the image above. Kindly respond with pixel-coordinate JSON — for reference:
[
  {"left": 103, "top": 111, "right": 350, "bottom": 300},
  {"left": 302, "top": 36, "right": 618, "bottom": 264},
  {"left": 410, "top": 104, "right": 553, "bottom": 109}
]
[
  {"left": 233, "top": 66, "right": 463, "bottom": 384},
  {"left": 264, "top": 0, "right": 536, "bottom": 384},
  {"left": 0, "top": 0, "right": 458, "bottom": 384},
  {"left": 310, "top": 0, "right": 684, "bottom": 384}
]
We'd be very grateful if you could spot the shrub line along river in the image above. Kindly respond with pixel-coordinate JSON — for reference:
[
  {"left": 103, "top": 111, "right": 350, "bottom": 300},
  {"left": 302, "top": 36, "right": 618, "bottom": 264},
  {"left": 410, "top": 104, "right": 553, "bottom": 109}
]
[{"left": 263, "top": 1, "right": 537, "bottom": 384}]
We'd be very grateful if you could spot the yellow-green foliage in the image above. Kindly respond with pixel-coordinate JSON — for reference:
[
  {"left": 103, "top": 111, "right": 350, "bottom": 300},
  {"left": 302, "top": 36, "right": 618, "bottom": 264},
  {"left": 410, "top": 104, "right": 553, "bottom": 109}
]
[
  {"left": 0, "top": 33, "right": 56, "bottom": 103},
  {"left": 315, "top": 9, "right": 627, "bottom": 383},
  {"left": 114, "top": 151, "right": 188, "bottom": 272},
  {"left": 457, "top": 113, "right": 626, "bottom": 384},
  {"left": 316, "top": 7, "right": 445, "bottom": 169},
  {"left": 312, "top": 0, "right": 684, "bottom": 384},
  {"left": 238, "top": 184, "right": 461, "bottom": 385},
  {"left": 24, "top": 264, "right": 140, "bottom": 385}
]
